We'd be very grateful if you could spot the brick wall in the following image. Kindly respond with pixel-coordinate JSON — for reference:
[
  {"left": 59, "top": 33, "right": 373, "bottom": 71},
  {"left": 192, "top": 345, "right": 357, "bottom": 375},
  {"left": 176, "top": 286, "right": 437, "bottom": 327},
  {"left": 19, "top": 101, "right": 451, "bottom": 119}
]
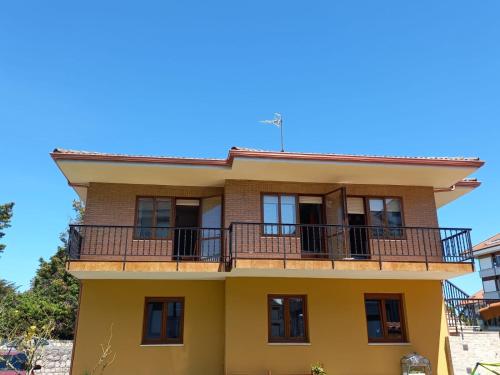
[
  {"left": 80, "top": 181, "right": 441, "bottom": 261},
  {"left": 223, "top": 180, "right": 441, "bottom": 260},
  {"left": 223, "top": 180, "right": 439, "bottom": 227},
  {"left": 83, "top": 183, "right": 223, "bottom": 226},
  {"left": 84, "top": 181, "right": 438, "bottom": 228}
]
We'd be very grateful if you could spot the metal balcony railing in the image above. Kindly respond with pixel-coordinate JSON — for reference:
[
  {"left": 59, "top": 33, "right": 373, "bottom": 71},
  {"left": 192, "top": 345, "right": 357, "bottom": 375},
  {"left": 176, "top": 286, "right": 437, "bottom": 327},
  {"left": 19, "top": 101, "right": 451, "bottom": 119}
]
[
  {"left": 67, "top": 223, "right": 473, "bottom": 267},
  {"left": 229, "top": 223, "right": 473, "bottom": 265},
  {"left": 68, "top": 225, "right": 229, "bottom": 263}
]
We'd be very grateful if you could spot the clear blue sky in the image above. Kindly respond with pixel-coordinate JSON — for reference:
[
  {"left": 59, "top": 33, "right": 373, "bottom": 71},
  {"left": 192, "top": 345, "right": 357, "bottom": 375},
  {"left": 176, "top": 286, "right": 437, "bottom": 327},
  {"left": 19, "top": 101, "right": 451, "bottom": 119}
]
[{"left": 1, "top": 1, "right": 499, "bottom": 293}]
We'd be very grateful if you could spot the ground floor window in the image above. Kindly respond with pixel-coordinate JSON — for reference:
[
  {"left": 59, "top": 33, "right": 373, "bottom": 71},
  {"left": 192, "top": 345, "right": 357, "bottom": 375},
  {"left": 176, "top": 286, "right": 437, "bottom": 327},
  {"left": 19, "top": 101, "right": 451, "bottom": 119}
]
[
  {"left": 142, "top": 297, "right": 184, "bottom": 344},
  {"left": 364, "top": 293, "right": 407, "bottom": 343},
  {"left": 268, "top": 295, "right": 308, "bottom": 343}
]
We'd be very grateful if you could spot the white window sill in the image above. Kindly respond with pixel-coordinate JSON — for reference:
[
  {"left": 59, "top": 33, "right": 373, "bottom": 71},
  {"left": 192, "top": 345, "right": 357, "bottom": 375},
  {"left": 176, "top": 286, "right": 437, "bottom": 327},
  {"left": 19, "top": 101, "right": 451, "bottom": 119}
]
[
  {"left": 140, "top": 344, "right": 184, "bottom": 347},
  {"left": 268, "top": 342, "right": 311, "bottom": 346},
  {"left": 368, "top": 342, "right": 411, "bottom": 346}
]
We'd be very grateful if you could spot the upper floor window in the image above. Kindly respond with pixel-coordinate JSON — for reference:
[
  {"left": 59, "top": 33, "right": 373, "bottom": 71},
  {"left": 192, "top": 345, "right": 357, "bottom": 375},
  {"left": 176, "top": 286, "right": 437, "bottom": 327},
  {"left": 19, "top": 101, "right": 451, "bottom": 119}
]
[
  {"left": 368, "top": 198, "right": 403, "bottom": 238},
  {"left": 135, "top": 197, "right": 172, "bottom": 239},
  {"left": 364, "top": 293, "right": 407, "bottom": 343},
  {"left": 262, "top": 194, "right": 297, "bottom": 235},
  {"left": 142, "top": 297, "right": 184, "bottom": 345},
  {"left": 493, "top": 254, "right": 500, "bottom": 268},
  {"left": 268, "top": 295, "right": 308, "bottom": 343}
]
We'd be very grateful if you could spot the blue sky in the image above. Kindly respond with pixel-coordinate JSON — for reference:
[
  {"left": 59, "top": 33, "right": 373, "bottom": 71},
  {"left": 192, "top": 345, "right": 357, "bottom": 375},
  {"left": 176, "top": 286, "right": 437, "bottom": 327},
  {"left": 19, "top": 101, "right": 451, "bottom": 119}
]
[{"left": 1, "top": 1, "right": 499, "bottom": 293}]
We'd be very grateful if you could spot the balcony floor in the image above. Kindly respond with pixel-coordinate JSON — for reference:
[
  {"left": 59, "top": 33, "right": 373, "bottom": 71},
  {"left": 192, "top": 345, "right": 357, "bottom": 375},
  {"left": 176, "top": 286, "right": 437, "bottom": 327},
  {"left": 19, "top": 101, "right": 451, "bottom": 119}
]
[{"left": 67, "top": 259, "right": 473, "bottom": 280}]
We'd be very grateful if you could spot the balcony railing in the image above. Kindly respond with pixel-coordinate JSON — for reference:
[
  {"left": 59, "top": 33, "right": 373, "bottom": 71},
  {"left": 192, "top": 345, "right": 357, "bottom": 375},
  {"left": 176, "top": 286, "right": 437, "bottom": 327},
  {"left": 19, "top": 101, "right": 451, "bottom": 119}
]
[
  {"left": 229, "top": 223, "right": 473, "bottom": 265},
  {"left": 68, "top": 225, "right": 229, "bottom": 263},
  {"left": 67, "top": 223, "right": 473, "bottom": 267}
]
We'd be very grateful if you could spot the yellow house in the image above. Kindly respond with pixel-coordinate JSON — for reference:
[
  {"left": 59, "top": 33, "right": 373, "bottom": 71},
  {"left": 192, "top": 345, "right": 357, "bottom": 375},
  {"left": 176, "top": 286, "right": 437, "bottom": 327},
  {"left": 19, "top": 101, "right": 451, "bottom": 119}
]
[{"left": 51, "top": 147, "right": 484, "bottom": 375}]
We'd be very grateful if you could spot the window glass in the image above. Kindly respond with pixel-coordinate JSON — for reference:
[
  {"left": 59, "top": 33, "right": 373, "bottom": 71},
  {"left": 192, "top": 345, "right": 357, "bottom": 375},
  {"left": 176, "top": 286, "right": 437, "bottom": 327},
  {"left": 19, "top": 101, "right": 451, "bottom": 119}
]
[
  {"left": 289, "top": 297, "right": 305, "bottom": 338},
  {"left": 143, "top": 298, "right": 184, "bottom": 344},
  {"left": 136, "top": 198, "right": 154, "bottom": 238},
  {"left": 166, "top": 301, "right": 183, "bottom": 339},
  {"left": 145, "top": 302, "right": 163, "bottom": 339},
  {"left": 385, "top": 198, "right": 403, "bottom": 237},
  {"left": 156, "top": 199, "right": 172, "bottom": 239},
  {"left": 135, "top": 198, "right": 173, "bottom": 239},
  {"left": 280, "top": 195, "right": 297, "bottom": 235},
  {"left": 364, "top": 295, "right": 406, "bottom": 342},
  {"left": 269, "top": 298, "right": 285, "bottom": 339},
  {"left": 493, "top": 255, "right": 500, "bottom": 268},
  {"left": 368, "top": 199, "right": 385, "bottom": 237},
  {"left": 365, "top": 300, "right": 383, "bottom": 339},
  {"left": 385, "top": 299, "right": 402, "bottom": 339},
  {"left": 268, "top": 295, "right": 308, "bottom": 342},
  {"left": 263, "top": 195, "right": 279, "bottom": 235}
]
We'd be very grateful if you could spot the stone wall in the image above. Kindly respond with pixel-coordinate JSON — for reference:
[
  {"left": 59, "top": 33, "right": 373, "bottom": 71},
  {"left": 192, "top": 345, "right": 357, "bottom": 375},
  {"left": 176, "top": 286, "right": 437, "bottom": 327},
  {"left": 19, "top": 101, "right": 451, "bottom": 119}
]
[
  {"left": 447, "top": 331, "right": 500, "bottom": 374},
  {"left": 38, "top": 340, "right": 73, "bottom": 375}
]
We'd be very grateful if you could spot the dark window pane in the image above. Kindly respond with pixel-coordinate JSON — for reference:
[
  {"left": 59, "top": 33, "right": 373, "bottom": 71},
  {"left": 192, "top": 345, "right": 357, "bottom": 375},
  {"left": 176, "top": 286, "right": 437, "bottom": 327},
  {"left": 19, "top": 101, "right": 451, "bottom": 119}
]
[
  {"left": 263, "top": 195, "right": 279, "bottom": 234},
  {"left": 289, "top": 297, "right": 305, "bottom": 338},
  {"left": 270, "top": 298, "right": 285, "bottom": 338},
  {"left": 155, "top": 199, "right": 172, "bottom": 239},
  {"left": 145, "top": 302, "right": 163, "bottom": 339},
  {"left": 166, "top": 301, "right": 183, "bottom": 339},
  {"left": 365, "top": 300, "right": 383, "bottom": 339},
  {"left": 136, "top": 198, "right": 154, "bottom": 239},
  {"left": 385, "top": 299, "right": 402, "bottom": 339}
]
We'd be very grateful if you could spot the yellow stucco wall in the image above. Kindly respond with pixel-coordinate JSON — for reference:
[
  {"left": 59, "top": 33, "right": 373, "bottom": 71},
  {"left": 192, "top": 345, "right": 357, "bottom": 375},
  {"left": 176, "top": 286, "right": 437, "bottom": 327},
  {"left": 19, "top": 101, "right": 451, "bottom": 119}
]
[
  {"left": 225, "top": 278, "right": 449, "bottom": 375},
  {"left": 71, "top": 280, "right": 225, "bottom": 375},
  {"left": 72, "top": 278, "right": 449, "bottom": 375}
]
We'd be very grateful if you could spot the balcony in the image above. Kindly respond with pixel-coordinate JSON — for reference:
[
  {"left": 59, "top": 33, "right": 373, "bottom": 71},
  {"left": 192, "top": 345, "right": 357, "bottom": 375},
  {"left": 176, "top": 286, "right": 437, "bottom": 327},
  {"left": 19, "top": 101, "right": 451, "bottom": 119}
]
[{"left": 66, "top": 223, "right": 474, "bottom": 279}]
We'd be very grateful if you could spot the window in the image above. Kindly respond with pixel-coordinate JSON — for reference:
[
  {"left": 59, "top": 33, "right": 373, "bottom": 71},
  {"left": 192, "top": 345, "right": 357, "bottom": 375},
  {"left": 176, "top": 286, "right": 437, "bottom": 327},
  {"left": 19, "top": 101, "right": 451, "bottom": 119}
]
[
  {"left": 493, "top": 254, "right": 500, "bottom": 268},
  {"left": 368, "top": 198, "right": 403, "bottom": 238},
  {"left": 364, "top": 294, "right": 406, "bottom": 343},
  {"left": 262, "top": 194, "right": 297, "bottom": 235},
  {"left": 268, "top": 295, "right": 308, "bottom": 343},
  {"left": 142, "top": 297, "right": 184, "bottom": 344},
  {"left": 135, "top": 197, "right": 172, "bottom": 239}
]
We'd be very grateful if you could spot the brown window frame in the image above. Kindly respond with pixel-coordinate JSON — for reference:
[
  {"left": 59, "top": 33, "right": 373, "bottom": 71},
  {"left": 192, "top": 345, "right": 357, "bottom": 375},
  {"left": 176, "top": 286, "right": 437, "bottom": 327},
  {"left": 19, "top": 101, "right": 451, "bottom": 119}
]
[
  {"left": 134, "top": 197, "right": 174, "bottom": 240},
  {"left": 365, "top": 196, "right": 405, "bottom": 239},
  {"left": 267, "top": 294, "right": 309, "bottom": 343},
  {"left": 364, "top": 293, "right": 407, "bottom": 343},
  {"left": 141, "top": 297, "right": 185, "bottom": 345},
  {"left": 261, "top": 193, "right": 299, "bottom": 237}
]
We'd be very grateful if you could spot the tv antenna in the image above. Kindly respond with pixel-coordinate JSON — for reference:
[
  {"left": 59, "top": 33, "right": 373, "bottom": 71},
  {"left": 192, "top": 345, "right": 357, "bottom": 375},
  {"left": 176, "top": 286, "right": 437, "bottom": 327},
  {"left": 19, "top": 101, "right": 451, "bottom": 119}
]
[{"left": 260, "top": 112, "right": 284, "bottom": 152}]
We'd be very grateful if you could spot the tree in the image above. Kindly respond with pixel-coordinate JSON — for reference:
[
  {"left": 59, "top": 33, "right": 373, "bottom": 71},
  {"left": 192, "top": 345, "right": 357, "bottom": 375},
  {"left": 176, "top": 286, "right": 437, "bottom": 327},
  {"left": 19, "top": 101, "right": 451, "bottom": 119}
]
[
  {"left": 0, "top": 202, "right": 14, "bottom": 255},
  {"left": 0, "top": 279, "right": 16, "bottom": 300},
  {"left": 0, "top": 202, "right": 15, "bottom": 303},
  {"left": 30, "top": 244, "right": 80, "bottom": 339},
  {"left": 0, "top": 200, "right": 83, "bottom": 340}
]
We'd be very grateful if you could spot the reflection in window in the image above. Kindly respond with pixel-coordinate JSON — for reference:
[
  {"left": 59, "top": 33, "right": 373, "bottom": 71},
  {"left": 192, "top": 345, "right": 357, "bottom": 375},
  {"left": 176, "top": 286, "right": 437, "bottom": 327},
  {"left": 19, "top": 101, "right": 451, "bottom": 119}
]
[
  {"left": 263, "top": 195, "right": 279, "bottom": 235},
  {"left": 270, "top": 298, "right": 285, "bottom": 338},
  {"left": 365, "top": 300, "right": 383, "bottom": 339},
  {"left": 263, "top": 194, "right": 297, "bottom": 235},
  {"left": 368, "top": 198, "right": 403, "bottom": 238},
  {"left": 145, "top": 302, "right": 163, "bottom": 339},
  {"left": 142, "top": 298, "right": 184, "bottom": 344},
  {"left": 289, "top": 297, "right": 305, "bottom": 337},
  {"left": 135, "top": 198, "right": 172, "bottom": 239}
]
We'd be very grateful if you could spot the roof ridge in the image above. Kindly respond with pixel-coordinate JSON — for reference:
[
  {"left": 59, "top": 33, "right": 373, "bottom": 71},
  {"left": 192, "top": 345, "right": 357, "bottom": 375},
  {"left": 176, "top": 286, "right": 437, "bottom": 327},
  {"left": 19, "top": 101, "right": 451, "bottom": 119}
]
[
  {"left": 52, "top": 148, "right": 226, "bottom": 161},
  {"left": 230, "top": 146, "right": 481, "bottom": 161}
]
